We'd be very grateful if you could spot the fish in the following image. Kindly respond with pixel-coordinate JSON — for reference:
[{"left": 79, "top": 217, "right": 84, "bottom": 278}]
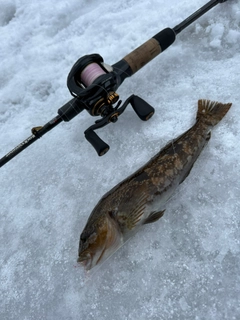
[{"left": 78, "top": 99, "right": 232, "bottom": 270}]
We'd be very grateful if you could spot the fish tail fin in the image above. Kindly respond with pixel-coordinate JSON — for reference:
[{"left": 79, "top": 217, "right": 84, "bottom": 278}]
[{"left": 197, "top": 99, "right": 232, "bottom": 126}]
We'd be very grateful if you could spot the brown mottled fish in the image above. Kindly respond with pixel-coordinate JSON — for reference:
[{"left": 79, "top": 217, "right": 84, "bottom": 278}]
[{"left": 78, "top": 99, "right": 232, "bottom": 270}]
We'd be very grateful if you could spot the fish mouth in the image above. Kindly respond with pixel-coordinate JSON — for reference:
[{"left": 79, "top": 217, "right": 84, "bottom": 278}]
[
  {"left": 77, "top": 253, "right": 92, "bottom": 270},
  {"left": 77, "top": 249, "right": 106, "bottom": 271}
]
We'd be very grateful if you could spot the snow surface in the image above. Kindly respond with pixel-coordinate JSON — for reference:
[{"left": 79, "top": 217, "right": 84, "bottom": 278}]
[{"left": 0, "top": 0, "right": 240, "bottom": 319}]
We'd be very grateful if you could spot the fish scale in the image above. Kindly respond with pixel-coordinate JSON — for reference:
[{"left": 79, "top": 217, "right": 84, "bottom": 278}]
[{"left": 78, "top": 99, "right": 232, "bottom": 270}]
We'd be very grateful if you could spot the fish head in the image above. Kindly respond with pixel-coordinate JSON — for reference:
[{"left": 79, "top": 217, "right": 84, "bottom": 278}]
[{"left": 78, "top": 211, "right": 122, "bottom": 270}]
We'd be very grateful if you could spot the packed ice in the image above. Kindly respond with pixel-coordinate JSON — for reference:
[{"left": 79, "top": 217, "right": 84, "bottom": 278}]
[{"left": 0, "top": 0, "right": 240, "bottom": 319}]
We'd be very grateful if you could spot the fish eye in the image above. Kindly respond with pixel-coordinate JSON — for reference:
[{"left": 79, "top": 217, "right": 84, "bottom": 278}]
[{"left": 80, "top": 233, "right": 87, "bottom": 242}]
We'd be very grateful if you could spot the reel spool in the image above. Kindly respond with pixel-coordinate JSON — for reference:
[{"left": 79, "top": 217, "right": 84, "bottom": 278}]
[{"left": 67, "top": 54, "right": 120, "bottom": 117}]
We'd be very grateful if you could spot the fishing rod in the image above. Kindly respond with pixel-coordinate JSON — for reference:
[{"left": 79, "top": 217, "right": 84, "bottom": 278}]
[{"left": 0, "top": 0, "right": 229, "bottom": 167}]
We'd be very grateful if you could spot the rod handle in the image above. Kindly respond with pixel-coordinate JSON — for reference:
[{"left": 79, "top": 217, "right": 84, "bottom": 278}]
[{"left": 123, "top": 28, "right": 176, "bottom": 74}]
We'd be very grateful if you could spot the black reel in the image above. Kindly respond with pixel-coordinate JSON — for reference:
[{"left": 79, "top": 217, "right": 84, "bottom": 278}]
[{"left": 66, "top": 54, "right": 155, "bottom": 155}]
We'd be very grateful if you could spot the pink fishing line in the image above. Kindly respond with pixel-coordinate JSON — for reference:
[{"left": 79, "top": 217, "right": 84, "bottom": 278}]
[{"left": 81, "top": 63, "right": 106, "bottom": 86}]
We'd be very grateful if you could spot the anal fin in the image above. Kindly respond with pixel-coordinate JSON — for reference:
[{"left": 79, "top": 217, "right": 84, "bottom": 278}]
[{"left": 144, "top": 209, "right": 165, "bottom": 224}]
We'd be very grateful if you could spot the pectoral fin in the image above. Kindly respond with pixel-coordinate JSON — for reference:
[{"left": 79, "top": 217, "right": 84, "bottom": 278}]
[
  {"left": 144, "top": 209, "right": 165, "bottom": 224},
  {"left": 117, "top": 190, "right": 149, "bottom": 230}
]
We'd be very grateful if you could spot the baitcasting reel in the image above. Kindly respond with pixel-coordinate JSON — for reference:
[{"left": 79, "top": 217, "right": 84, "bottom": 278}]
[
  {"left": 63, "top": 53, "right": 155, "bottom": 155},
  {"left": 0, "top": 0, "right": 229, "bottom": 167}
]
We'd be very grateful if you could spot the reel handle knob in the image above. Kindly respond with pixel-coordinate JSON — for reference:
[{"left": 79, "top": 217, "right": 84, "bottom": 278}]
[
  {"left": 84, "top": 129, "right": 110, "bottom": 156},
  {"left": 130, "top": 95, "right": 155, "bottom": 121}
]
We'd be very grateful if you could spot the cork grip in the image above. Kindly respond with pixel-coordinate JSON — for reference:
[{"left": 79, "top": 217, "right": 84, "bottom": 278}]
[{"left": 123, "top": 38, "right": 161, "bottom": 74}]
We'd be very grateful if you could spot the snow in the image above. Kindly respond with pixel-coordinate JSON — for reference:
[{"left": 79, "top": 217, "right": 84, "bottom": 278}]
[{"left": 0, "top": 0, "right": 240, "bottom": 319}]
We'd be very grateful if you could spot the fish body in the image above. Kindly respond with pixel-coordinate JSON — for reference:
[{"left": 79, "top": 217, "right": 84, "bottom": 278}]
[{"left": 78, "top": 99, "right": 232, "bottom": 270}]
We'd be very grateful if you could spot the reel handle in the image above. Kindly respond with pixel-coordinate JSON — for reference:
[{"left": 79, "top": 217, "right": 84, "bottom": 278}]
[
  {"left": 84, "top": 129, "right": 110, "bottom": 156},
  {"left": 83, "top": 95, "right": 154, "bottom": 156},
  {"left": 130, "top": 95, "right": 155, "bottom": 121}
]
